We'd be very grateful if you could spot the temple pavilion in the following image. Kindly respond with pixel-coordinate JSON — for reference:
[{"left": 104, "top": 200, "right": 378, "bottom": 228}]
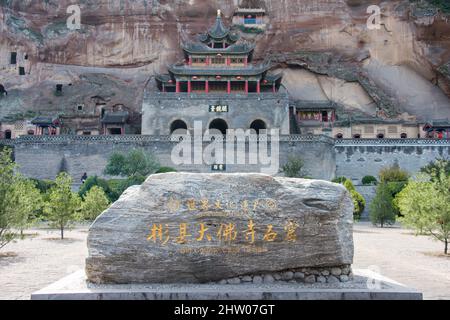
[{"left": 155, "top": 10, "right": 282, "bottom": 95}]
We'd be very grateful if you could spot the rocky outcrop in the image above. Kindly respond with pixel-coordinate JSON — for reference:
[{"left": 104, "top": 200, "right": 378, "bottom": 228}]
[
  {"left": 0, "top": 1, "right": 449, "bottom": 121},
  {"left": 86, "top": 173, "right": 354, "bottom": 284}
]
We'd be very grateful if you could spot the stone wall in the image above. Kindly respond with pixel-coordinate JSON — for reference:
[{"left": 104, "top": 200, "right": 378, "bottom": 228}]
[
  {"left": 4, "top": 136, "right": 450, "bottom": 195},
  {"left": 142, "top": 92, "right": 291, "bottom": 135},
  {"left": 9, "top": 135, "right": 335, "bottom": 182},
  {"left": 335, "top": 139, "right": 450, "bottom": 182}
]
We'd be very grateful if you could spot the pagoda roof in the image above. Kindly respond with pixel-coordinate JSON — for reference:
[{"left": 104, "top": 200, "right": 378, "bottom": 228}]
[
  {"left": 183, "top": 42, "right": 255, "bottom": 55},
  {"left": 101, "top": 111, "right": 129, "bottom": 124},
  {"left": 31, "top": 116, "right": 60, "bottom": 126},
  {"left": 424, "top": 119, "right": 450, "bottom": 128},
  {"left": 198, "top": 13, "right": 239, "bottom": 43},
  {"left": 168, "top": 63, "right": 272, "bottom": 77}
]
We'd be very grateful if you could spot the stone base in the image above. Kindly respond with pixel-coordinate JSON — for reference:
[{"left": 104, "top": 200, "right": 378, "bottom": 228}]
[{"left": 31, "top": 269, "right": 422, "bottom": 300}]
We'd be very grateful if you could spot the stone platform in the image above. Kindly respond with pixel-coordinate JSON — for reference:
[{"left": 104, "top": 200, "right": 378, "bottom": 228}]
[{"left": 31, "top": 269, "right": 422, "bottom": 300}]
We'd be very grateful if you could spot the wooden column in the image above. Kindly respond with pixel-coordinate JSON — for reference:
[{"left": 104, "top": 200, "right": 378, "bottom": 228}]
[
  {"left": 244, "top": 57, "right": 248, "bottom": 67},
  {"left": 227, "top": 57, "right": 231, "bottom": 66},
  {"left": 176, "top": 81, "right": 180, "bottom": 93},
  {"left": 187, "top": 80, "right": 191, "bottom": 93},
  {"left": 245, "top": 80, "right": 249, "bottom": 93},
  {"left": 256, "top": 80, "right": 260, "bottom": 94},
  {"left": 272, "top": 83, "right": 276, "bottom": 93},
  {"left": 227, "top": 81, "right": 231, "bottom": 94},
  {"left": 205, "top": 81, "right": 209, "bottom": 94}
]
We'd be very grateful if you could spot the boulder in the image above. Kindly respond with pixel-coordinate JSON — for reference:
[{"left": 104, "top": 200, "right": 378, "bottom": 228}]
[{"left": 86, "top": 173, "right": 354, "bottom": 284}]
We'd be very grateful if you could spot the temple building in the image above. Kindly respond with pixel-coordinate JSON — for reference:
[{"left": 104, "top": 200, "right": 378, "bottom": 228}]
[
  {"left": 143, "top": 10, "right": 289, "bottom": 136},
  {"left": 155, "top": 10, "right": 280, "bottom": 95},
  {"left": 423, "top": 119, "right": 450, "bottom": 139}
]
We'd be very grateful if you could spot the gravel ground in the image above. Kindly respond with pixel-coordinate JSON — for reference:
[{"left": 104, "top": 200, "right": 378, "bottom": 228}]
[{"left": 0, "top": 222, "right": 449, "bottom": 300}]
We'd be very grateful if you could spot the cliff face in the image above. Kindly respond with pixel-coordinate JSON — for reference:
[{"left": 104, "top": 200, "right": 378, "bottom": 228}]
[{"left": 0, "top": 0, "right": 449, "bottom": 123}]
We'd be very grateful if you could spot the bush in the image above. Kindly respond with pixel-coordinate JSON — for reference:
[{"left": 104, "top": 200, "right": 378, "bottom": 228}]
[
  {"left": 80, "top": 186, "right": 110, "bottom": 221},
  {"left": 281, "top": 156, "right": 305, "bottom": 178},
  {"left": 362, "top": 175, "right": 378, "bottom": 185},
  {"left": 104, "top": 149, "right": 160, "bottom": 180},
  {"left": 333, "top": 177, "right": 365, "bottom": 221},
  {"left": 332, "top": 176, "right": 347, "bottom": 184},
  {"left": 78, "top": 176, "right": 118, "bottom": 202},
  {"left": 30, "top": 179, "right": 56, "bottom": 194},
  {"left": 155, "top": 167, "right": 178, "bottom": 174},
  {"left": 370, "top": 183, "right": 396, "bottom": 227},
  {"left": 106, "top": 177, "right": 145, "bottom": 202},
  {"left": 379, "top": 163, "right": 410, "bottom": 183},
  {"left": 351, "top": 190, "right": 366, "bottom": 221}
]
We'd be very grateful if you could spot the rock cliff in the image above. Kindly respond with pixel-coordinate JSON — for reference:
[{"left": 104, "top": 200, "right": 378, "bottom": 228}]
[{"left": 0, "top": 0, "right": 449, "bottom": 122}]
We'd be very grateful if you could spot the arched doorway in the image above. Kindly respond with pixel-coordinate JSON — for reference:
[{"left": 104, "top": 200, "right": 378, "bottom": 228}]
[
  {"left": 335, "top": 133, "right": 344, "bottom": 139},
  {"left": 5, "top": 130, "right": 12, "bottom": 140},
  {"left": 400, "top": 133, "right": 407, "bottom": 139},
  {"left": 209, "top": 118, "right": 228, "bottom": 135},
  {"left": 250, "top": 119, "right": 267, "bottom": 134},
  {"left": 170, "top": 119, "right": 188, "bottom": 134},
  {"left": 377, "top": 133, "right": 385, "bottom": 139}
]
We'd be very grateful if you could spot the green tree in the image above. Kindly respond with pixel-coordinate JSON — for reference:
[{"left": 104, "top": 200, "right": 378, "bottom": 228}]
[
  {"left": 281, "top": 156, "right": 305, "bottom": 178},
  {"left": 104, "top": 149, "right": 160, "bottom": 181},
  {"left": 80, "top": 186, "right": 110, "bottom": 221},
  {"left": 379, "top": 162, "right": 410, "bottom": 183},
  {"left": 8, "top": 176, "right": 43, "bottom": 237},
  {"left": 397, "top": 164, "right": 450, "bottom": 254},
  {"left": 420, "top": 159, "right": 450, "bottom": 182},
  {"left": 78, "top": 176, "right": 118, "bottom": 202},
  {"left": 370, "top": 183, "right": 396, "bottom": 228},
  {"left": 396, "top": 178, "right": 433, "bottom": 235},
  {"left": 333, "top": 178, "right": 365, "bottom": 221},
  {"left": 44, "top": 172, "right": 81, "bottom": 239},
  {"left": 0, "top": 149, "right": 17, "bottom": 249}
]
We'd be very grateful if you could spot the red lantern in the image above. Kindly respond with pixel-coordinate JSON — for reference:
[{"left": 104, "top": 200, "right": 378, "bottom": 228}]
[
  {"left": 168, "top": 80, "right": 173, "bottom": 83},
  {"left": 263, "top": 79, "right": 268, "bottom": 84},
  {"left": 216, "top": 75, "right": 221, "bottom": 80},
  {"left": 236, "top": 76, "right": 242, "bottom": 80},
  {"left": 192, "top": 76, "right": 198, "bottom": 80}
]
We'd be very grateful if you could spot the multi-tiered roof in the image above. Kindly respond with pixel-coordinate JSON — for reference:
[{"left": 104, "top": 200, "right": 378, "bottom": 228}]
[{"left": 155, "top": 10, "right": 281, "bottom": 94}]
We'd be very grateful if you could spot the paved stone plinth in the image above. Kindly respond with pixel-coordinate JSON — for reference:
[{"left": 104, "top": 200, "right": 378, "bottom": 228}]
[{"left": 31, "top": 270, "right": 423, "bottom": 300}]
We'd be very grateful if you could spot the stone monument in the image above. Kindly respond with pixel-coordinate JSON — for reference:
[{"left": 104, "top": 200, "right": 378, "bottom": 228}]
[
  {"left": 31, "top": 173, "right": 422, "bottom": 300},
  {"left": 86, "top": 173, "right": 354, "bottom": 285}
]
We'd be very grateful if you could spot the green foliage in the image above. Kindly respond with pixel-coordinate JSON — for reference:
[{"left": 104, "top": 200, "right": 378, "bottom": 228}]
[
  {"left": 0, "top": 149, "right": 18, "bottom": 249},
  {"left": 80, "top": 186, "right": 110, "bottom": 221},
  {"left": 332, "top": 176, "right": 348, "bottom": 184},
  {"left": 379, "top": 163, "right": 410, "bottom": 183},
  {"left": 106, "top": 178, "right": 144, "bottom": 202},
  {"left": 420, "top": 159, "right": 450, "bottom": 182},
  {"left": 104, "top": 149, "right": 160, "bottom": 180},
  {"left": 351, "top": 190, "right": 366, "bottom": 221},
  {"left": 370, "top": 183, "right": 397, "bottom": 227},
  {"left": 78, "top": 176, "right": 118, "bottom": 202},
  {"left": 333, "top": 177, "right": 365, "bottom": 221},
  {"left": 30, "top": 178, "right": 56, "bottom": 194},
  {"left": 155, "top": 167, "right": 178, "bottom": 174},
  {"left": 44, "top": 172, "right": 81, "bottom": 239},
  {"left": 362, "top": 175, "right": 378, "bottom": 185},
  {"left": 281, "top": 156, "right": 305, "bottom": 178},
  {"left": 396, "top": 166, "right": 450, "bottom": 254},
  {"left": 8, "top": 176, "right": 43, "bottom": 234}
]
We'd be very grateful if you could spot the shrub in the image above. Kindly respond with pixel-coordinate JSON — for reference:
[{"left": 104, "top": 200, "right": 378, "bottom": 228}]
[
  {"left": 30, "top": 179, "right": 56, "bottom": 194},
  {"left": 281, "top": 156, "right": 305, "bottom": 178},
  {"left": 379, "top": 163, "right": 410, "bottom": 183},
  {"left": 351, "top": 190, "right": 366, "bottom": 221},
  {"left": 333, "top": 177, "right": 365, "bottom": 221},
  {"left": 155, "top": 167, "right": 178, "bottom": 174},
  {"left": 104, "top": 149, "right": 160, "bottom": 180},
  {"left": 78, "top": 176, "right": 118, "bottom": 202},
  {"left": 370, "top": 183, "right": 396, "bottom": 227},
  {"left": 80, "top": 186, "right": 110, "bottom": 221},
  {"left": 332, "top": 176, "right": 347, "bottom": 184},
  {"left": 362, "top": 175, "right": 378, "bottom": 185}
]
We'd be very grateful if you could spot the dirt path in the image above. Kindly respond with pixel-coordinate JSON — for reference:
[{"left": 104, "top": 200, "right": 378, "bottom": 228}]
[{"left": 0, "top": 223, "right": 449, "bottom": 300}]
